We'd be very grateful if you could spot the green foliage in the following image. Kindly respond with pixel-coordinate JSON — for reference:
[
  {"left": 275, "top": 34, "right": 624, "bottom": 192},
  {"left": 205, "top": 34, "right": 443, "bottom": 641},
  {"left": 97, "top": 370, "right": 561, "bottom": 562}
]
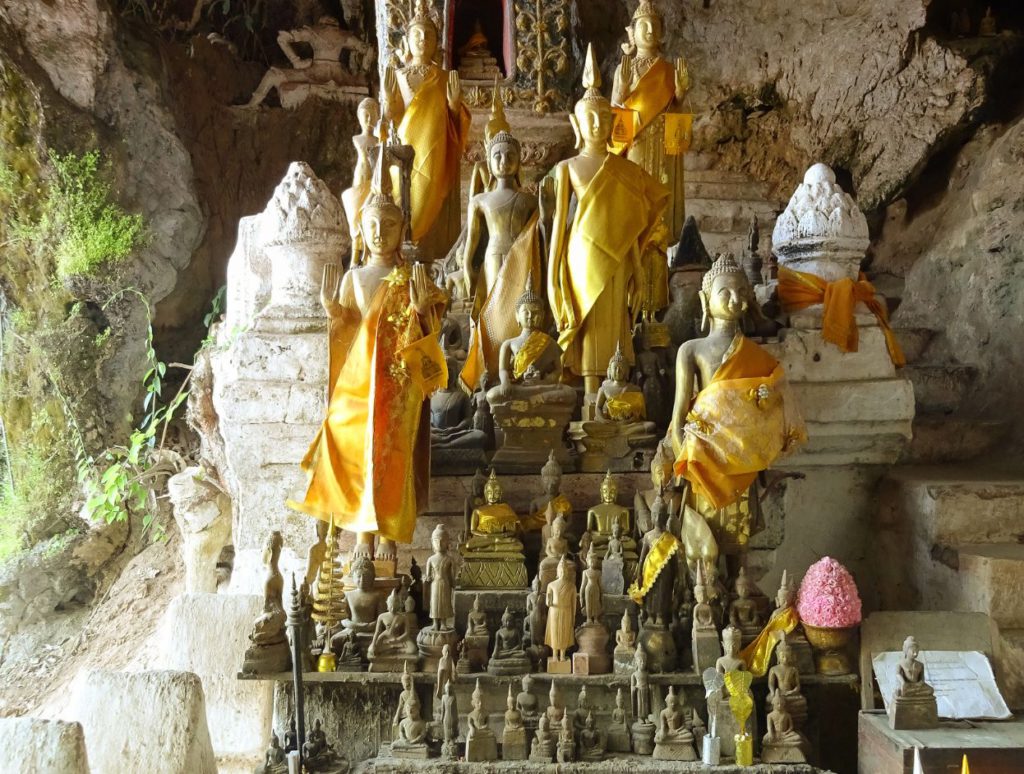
[{"left": 0, "top": 441, "right": 73, "bottom": 562}]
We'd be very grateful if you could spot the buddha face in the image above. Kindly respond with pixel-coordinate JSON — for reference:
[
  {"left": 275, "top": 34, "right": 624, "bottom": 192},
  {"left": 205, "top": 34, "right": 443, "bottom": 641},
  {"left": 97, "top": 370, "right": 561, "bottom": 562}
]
[
  {"left": 776, "top": 586, "right": 794, "bottom": 608},
  {"left": 357, "top": 99, "right": 380, "bottom": 132},
  {"left": 354, "top": 560, "right": 375, "bottom": 591},
  {"left": 694, "top": 584, "right": 707, "bottom": 604},
  {"left": 904, "top": 639, "right": 919, "bottom": 660},
  {"left": 705, "top": 272, "right": 751, "bottom": 323},
  {"left": 360, "top": 204, "right": 404, "bottom": 257},
  {"left": 432, "top": 529, "right": 449, "bottom": 554},
  {"left": 502, "top": 610, "right": 514, "bottom": 628},
  {"left": 542, "top": 470, "right": 560, "bottom": 496},
  {"left": 407, "top": 20, "right": 438, "bottom": 60},
  {"left": 573, "top": 99, "right": 613, "bottom": 148},
  {"left": 601, "top": 477, "right": 617, "bottom": 504},
  {"left": 408, "top": 701, "right": 421, "bottom": 720},
  {"left": 484, "top": 477, "right": 502, "bottom": 504},
  {"left": 517, "top": 299, "right": 543, "bottom": 332},
  {"left": 653, "top": 498, "right": 668, "bottom": 529},
  {"left": 488, "top": 139, "right": 520, "bottom": 180},
  {"left": 608, "top": 358, "right": 629, "bottom": 382},
  {"left": 632, "top": 14, "right": 663, "bottom": 52},
  {"left": 778, "top": 645, "right": 791, "bottom": 666}
]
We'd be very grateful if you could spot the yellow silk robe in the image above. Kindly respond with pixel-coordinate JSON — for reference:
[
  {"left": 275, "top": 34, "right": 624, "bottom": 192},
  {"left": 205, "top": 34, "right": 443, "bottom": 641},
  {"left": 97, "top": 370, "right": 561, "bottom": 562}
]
[
  {"left": 547, "top": 154, "right": 668, "bottom": 379},
  {"left": 293, "top": 267, "right": 447, "bottom": 544},
  {"left": 673, "top": 334, "right": 806, "bottom": 511},
  {"left": 398, "top": 68, "right": 472, "bottom": 244}
]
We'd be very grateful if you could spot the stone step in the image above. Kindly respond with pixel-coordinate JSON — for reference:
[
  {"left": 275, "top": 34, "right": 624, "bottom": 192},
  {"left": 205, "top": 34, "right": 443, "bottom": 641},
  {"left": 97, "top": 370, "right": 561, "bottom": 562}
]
[
  {"left": 901, "top": 416, "right": 1008, "bottom": 464},
  {"left": 684, "top": 179, "right": 776, "bottom": 202},
  {"left": 904, "top": 363, "right": 977, "bottom": 414},
  {"left": 686, "top": 167, "right": 760, "bottom": 185}
]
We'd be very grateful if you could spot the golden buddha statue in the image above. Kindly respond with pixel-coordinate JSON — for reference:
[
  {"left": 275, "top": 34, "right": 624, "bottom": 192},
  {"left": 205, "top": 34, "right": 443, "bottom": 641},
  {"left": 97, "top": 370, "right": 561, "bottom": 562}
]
[
  {"left": 547, "top": 43, "right": 669, "bottom": 396},
  {"left": 577, "top": 344, "right": 658, "bottom": 462},
  {"left": 529, "top": 452, "right": 573, "bottom": 534},
  {"left": 460, "top": 90, "right": 541, "bottom": 391},
  {"left": 611, "top": 1, "right": 691, "bottom": 237},
  {"left": 291, "top": 151, "right": 448, "bottom": 569},
  {"left": 669, "top": 254, "right": 805, "bottom": 573},
  {"left": 586, "top": 471, "right": 638, "bottom": 577},
  {"left": 459, "top": 470, "right": 528, "bottom": 588},
  {"left": 382, "top": 0, "right": 471, "bottom": 260},
  {"left": 340, "top": 97, "right": 380, "bottom": 264}
]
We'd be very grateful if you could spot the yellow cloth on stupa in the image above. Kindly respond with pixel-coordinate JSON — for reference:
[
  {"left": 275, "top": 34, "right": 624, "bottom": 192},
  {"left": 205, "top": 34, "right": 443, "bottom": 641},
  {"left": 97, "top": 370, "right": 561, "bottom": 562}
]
[
  {"left": 627, "top": 530, "right": 680, "bottom": 605},
  {"left": 290, "top": 267, "right": 446, "bottom": 544}
]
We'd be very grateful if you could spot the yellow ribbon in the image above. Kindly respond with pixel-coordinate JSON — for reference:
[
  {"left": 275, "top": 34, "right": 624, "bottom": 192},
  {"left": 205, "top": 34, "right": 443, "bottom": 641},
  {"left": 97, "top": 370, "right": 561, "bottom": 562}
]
[
  {"left": 512, "top": 330, "right": 551, "bottom": 379},
  {"left": 627, "top": 531, "right": 680, "bottom": 604}
]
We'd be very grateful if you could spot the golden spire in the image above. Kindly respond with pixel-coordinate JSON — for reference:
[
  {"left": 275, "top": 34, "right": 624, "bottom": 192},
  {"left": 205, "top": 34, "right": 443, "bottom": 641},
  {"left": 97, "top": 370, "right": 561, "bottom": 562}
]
[
  {"left": 581, "top": 43, "right": 603, "bottom": 101},
  {"left": 364, "top": 142, "right": 396, "bottom": 210},
  {"left": 485, "top": 77, "right": 513, "bottom": 146}
]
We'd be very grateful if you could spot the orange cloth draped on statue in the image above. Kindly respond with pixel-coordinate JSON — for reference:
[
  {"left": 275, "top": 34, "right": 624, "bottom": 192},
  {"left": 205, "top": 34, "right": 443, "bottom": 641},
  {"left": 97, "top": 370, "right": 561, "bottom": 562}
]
[
  {"left": 777, "top": 266, "right": 905, "bottom": 367},
  {"left": 619, "top": 58, "right": 675, "bottom": 150},
  {"left": 397, "top": 69, "right": 472, "bottom": 242},
  {"left": 673, "top": 334, "right": 805, "bottom": 511},
  {"left": 740, "top": 605, "right": 800, "bottom": 676},
  {"left": 290, "top": 267, "right": 447, "bottom": 544}
]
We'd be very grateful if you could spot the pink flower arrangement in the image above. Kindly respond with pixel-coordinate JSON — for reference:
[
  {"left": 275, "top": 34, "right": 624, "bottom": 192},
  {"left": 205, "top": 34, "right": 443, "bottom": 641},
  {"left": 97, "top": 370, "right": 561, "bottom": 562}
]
[{"left": 796, "top": 557, "right": 862, "bottom": 628}]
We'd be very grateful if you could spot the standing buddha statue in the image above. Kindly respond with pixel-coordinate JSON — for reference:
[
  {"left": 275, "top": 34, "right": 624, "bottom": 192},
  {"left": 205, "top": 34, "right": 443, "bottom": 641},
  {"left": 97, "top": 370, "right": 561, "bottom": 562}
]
[
  {"left": 547, "top": 43, "right": 669, "bottom": 397},
  {"left": 340, "top": 97, "right": 380, "bottom": 264},
  {"left": 291, "top": 150, "right": 448, "bottom": 572},
  {"left": 612, "top": 0, "right": 691, "bottom": 237},
  {"left": 669, "top": 254, "right": 805, "bottom": 574},
  {"left": 382, "top": 0, "right": 471, "bottom": 260}
]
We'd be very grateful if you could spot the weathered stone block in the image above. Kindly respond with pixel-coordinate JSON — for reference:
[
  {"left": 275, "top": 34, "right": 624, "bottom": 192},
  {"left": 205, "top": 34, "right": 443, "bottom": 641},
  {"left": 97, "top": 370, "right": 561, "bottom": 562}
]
[{"left": 0, "top": 718, "right": 89, "bottom": 774}]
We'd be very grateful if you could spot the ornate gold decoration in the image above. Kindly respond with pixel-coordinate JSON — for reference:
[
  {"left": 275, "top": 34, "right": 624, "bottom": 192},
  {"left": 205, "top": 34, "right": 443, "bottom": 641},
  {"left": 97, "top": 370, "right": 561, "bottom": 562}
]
[{"left": 516, "top": 0, "right": 571, "bottom": 113}]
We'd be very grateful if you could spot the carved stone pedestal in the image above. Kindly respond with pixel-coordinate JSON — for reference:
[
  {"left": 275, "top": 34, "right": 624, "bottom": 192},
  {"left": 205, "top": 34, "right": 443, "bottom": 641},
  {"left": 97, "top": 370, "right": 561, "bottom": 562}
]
[
  {"left": 416, "top": 627, "right": 458, "bottom": 673},
  {"left": 242, "top": 640, "right": 290, "bottom": 675},
  {"left": 602, "top": 553, "right": 625, "bottom": 596},
  {"left": 390, "top": 742, "right": 432, "bottom": 760},
  {"left": 546, "top": 657, "right": 572, "bottom": 675},
  {"left": 653, "top": 737, "right": 698, "bottom": 761},
  {"left": 573, "top": 623, "right": 610, "bottom": 674},
  {"left": 762, "top": 740, "right": 809, "bottom": 763},
  {"left": 487, "top": 652, "right": 530, "bottom": 676},
  {"left": 569, "top": 421, "right": 658, "bottom": 474},
  {"left": 888, "top": 695, "right": 939, "bottom": 730},
  {"left": 458, "top": 557, "right": 528, "bottom": 590},
  {"left": 501, "top": 727, "right": 527, "bottom": 761},
  {"left": 488, "top": 394, "right": 576, "bottom": 474},
  {"left": 431, "top": 448, "right": 488, "bottom": 476},
  {"left": 631, "top": 721, "right": 655, "bottom": 755},
  {"left": 465, "top": 732, "right": 497, "bottom": 762},
  {"left": 639, "top": 623, "right": 677, "bottom": 673},
  {"left": 607, "top": 720, "right": 631, "bottom": 752},
  {"left": 368, "top": 654, "right": 420, "bottom": 674}
]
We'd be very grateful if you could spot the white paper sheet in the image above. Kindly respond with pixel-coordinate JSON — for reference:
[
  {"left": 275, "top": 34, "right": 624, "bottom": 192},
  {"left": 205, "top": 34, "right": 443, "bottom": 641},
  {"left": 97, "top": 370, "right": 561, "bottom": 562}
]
[{"left": 873, "top": 650, "right": 1012, "bottom": 720}]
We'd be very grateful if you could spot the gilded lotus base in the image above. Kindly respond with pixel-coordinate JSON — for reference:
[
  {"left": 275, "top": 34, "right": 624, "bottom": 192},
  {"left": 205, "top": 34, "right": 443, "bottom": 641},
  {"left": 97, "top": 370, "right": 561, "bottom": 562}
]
[{"left": 802, "top": 624, "right": 857, "bottom": 675}]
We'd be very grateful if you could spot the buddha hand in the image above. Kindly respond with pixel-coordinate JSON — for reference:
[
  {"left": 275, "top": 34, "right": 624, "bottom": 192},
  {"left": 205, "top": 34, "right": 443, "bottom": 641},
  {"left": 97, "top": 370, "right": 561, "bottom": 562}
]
[
  {"left": 320, "top": 264, "right": 343, "bottom": 318},
  {"left": 674, "top": 57, "right": 690, "bottom": 101},
  {"left": 409, "top": 262, "right": 435, "bottom": 315},
  {"left": 447, "top": 70, "right": 462, "bottom": 111}
]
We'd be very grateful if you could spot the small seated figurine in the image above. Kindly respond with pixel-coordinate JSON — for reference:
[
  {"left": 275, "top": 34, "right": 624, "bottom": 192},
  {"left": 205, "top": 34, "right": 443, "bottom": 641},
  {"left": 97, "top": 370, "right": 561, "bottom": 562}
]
[
  {"left": 391, "top": 666, "right": 417, "bottom": 737},
  {"left": 430, "top": 355, "right": 490, "bottom": 453},
  {"left": 727, "top": 567, "right": 763, "bottom": 644},
  {"left": 303, "top": 718, "right": 345, "bottom": 772},
  {"left": 367, "top": 587, "right": 420, "bottom": 672},
  {"left": 652, "top": 687, "right": 699, "bottom": 761},
  {"left": 517, "top": 674, "right": 539, "bottom": 730},
  {"left": 761, "top": 692, "right": 810, "bottom": 763},
  {"left": 334, "top": 634, "right": 363, "bottom": 671},
  {"left": 459, "top": 470, "right": 528, "bottom": 589},
  {"left": 595, "top": 344, "right": 655, "bottom": 430},
  {"left": 556, "top": 713, "right": 576, "bottom": 763},
  {"left": 502, "top": 684, "right": 528, "bottom": 760},
  {"left": 488, "top": 606, "right": 531, "bottom": 675},
  {"left": 529, "top": 715, "right": 556, "bottom": 762},
  {"left": 546, "top": 681, "right": 566, "bottom": 727},
  {"left": 614, "top": 610, "right": 638, "bottom": 674},
  {"left": 332, "top": 556, "right": 384, "bottom": 655},
  {"left": 528, "top": 452, "right": 574, "bottom": 532},
  {"left": 587, "top": 471, "right": 639, "bottom": 580},
  {"left": 573, "top": 686, "right": 592, "bottom": 734},
  {"left": 465, "top": 680, "right": 499, "bottom": 761},
  {"left": 486, "top": 284, "right": 577, "bottom": 470},
  {"left": 242, "top": 531, "right": 291, "bottom": 674},
  {"left": 456, "top": 19, "right": 502, "bottom": 80},
  {"left": 392, "top": 698, "right": 432, "bottom": 759},
  {"left": 768, "top": 637, "right": 807, "bottom": 729},
  {"left": 742, "top": 570, "right": 813, "bottom": 676},
  {"left": 255, "top": 732, "right": 287, "bottom": 774},
  {"left": 888, "top": 635, "right": 938, "bottom": 730},
  {"left": 979, "top": 6, "right": 997, "bottom": 36},
  {"left": 462, "top": 595, "right": 491, "bottom": 671},
  {"left": 606, "top": 687, "right": 632, "bottom": 752},
  {"left": 578, "top": 712, "right": 604, "bottom": 762}
]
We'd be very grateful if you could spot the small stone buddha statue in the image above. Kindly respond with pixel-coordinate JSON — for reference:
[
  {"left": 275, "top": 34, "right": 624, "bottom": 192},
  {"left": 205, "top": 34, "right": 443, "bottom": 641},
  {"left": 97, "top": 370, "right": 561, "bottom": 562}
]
[
  {"left": 607, "top": 686, "right": 632, "bottom": 752},
  {"left": 516, "top": 674, "right": 540, "bottom": 730},
  {"left": 761, "top": 692, "right": 809, "bottom": 763},
  {"left": 556, "top": 713, "right": 576, "bottom": 763},
  {"left": 529, "top": 714, "right": 555, "bottom": 762},
  {"left": 431, "top": 355, "right": 490, "bottom": 451},
  {"left": 529, "top": 452, "right": 574, "bottom": 533},
  {"left": 340, "top": 98, "right": 380, "bottom": 263},
  {"left": 888, "top": 635, "right": 938, "bottom": 730},
  {"left": 587, "top": 471, "right": 638, "bottom": 574},
  {"left": 714, "top": 626, "right": 755, "bottom": 756},
  {"left": 546, "top": 680, "right": 566, "bottom": 727},
  {"left": 440, "top": 679, "right": 459, "bottom": 759},
  {"left": 538, "top": 513, "right": 570, "bottom": 596},
  {"left": 653, "top": 686, "right": 698, "bottom": 761},
  {"left": 716, "top": 625, "right": 745, "bottom": 674},
  {"left": 333, "top": 555, "right": 384, "bottom": 655},
  {"left": 614, "top": 610, "right": 638, "bottom": 673},
  {"left": 462, "top": 595, "right": 491, "bottom": 671},
  {"left": 392, "top": 698, "right": 430, "bottom": 758},
  {"left": 595, "top": 344, "right": 656, "bottom": 430},
  {"left": 256, "top": 732, "right": 288, "bottom": 774},
  {"left": 488, "top": 606, "right": 530, "bottom": 675},
  {"left": 459, "top": 470, "right": 527, "bottom": 589},
  {"left": 242, "top": 531, "right": 290, "bottom": 674},
  {"left": 727, "top": 567, "right": 763, "bottom": 644},
  {"left": 368, "top": 587, "right": 420, "bottom": 672},
  {"left": 578, "top": 712, "right": 604, "bottom": 761},
  {"left": 465, "top": 679, "right": 498, "bottom": 761},
  {"left": 768, "top": 636, "right": 807, "bottom": 729},
  {"left": 979, "top": 6, "right": 997, "bottom": 36},
  {"left": 502, "top": 684, "right": 528, "bottom": 760},
  {"left": 524, "top": 575, "right": 546, "bottom": 653},
  {"left": 602, "top": 522, "right": 627, "bottom": 594},
  {"left": 303, "top": 718, "right": 344, "bottom": 770}
]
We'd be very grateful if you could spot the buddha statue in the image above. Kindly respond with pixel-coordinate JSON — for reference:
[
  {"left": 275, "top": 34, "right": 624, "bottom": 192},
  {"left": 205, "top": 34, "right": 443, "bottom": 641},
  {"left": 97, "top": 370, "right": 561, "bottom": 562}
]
[
  {"left": 368, "top": 587, "right": 420, "bottom": 672},
  {"left": 392, "top": 698, "right": 431, "bottom": 758},
  {"left": 630, "top": 645, "right": 654, "bottom": 730},
  {"left": 634, "top": 322, "right": 673, "bottom": 429},
  {"left": 587, "top": 471, "right": 638, "bottom": 578},
  {"left": 461, "top": 595, "right": 491, "bottom": 671},
  {"left": 340, "top": 98, "right": 380, "bottom": 263},
  {"left": 669, "top": 253, "right": 805, "bottom": 576},
  {"left": 888, "top": 635, "right": 938, "bottom": 730},
  {"left": 614, "top": 610, "right": 638, "bottom": 674},
  {"left": 602, "top": 522, "right": 627, "bottom": 594},
  {"left": 256, "top": 732, "right": 287, "bottom": 774},
  {"left": 303, "top": 718, "right": 344, "bottom": 771},
  {"left": 607, "top": 687, "right": 632, "bottom": 752},
  {"left": 424, "top": 523, "right": 456, "bottom": 631},
  {"left": 691, "top": 562, "right": 722, "bottom": 674},
  {"left": 456, "top": 19, "right": 501, "bottom": 80},
  {"left": 545, "top": 557, "right": 578, "bottom": 671},
  {"left": 578, "top": 712, "right": 604, "bottom": 762},
  {"left": 440, "top": 679, "right": 459, "bottom": 760},
  {"left": 465, "top": 679, "right": 498, "bottom": 761},
  {"left": 629, "top": 495, "right": 680, "bottom": 628},
  {"left": 516, "top": 674, "right": 540, "bottom": 730},
  {"left": 727, "top": 567, "right": 763, "bottom": 644},
  {"left": 611, "top": 1, "right": 691, "bottom": 236},
  {"left": 761, "top": 692, "right": 810, "bottom": 763},
  {"left": 547, "top": 43, "right": 669, "bottom": 397},
  {"left": 556, "top": 713, "right": 576, "bottom": 763},
  {"left": 716, "top": 625, "right": 745, "bottom": 674},
  {"left": 524, "top": 575, "right": 546, "bottom": 652},
  {"left": 653, "top": 686, "right": 698, "bottom": 761},
  {"left": 305, "top": 518, "right": 331, "bottom": 588},
  {"left": 430, "top": 355, "right": 489, "bottom": 453},
  {"left": 714, "top": 626, "right": 754, "bottom": 756},
  {"left": 634, "top": 441, "right": 681, "bottom": 535},
  {"left": 291, "top": 148, "right": 448, "bottom": 573},
  {"left": 740, "top": 570, "right": 805, "bottom": 677},
  {"left": 575, "top": 544, "right": 611, "bottom": 674},
  {"left": 332, "top": 556, "right": 384, "bottom": 655},
  {"left": 488, "top": 606, "right": 530, "bottom": 675},
  {"left": 459, "top": 470, "right": 527, "bottom": 589},
  {"left": 486, "top": 283, "right": 577, "bottom": 470},
  {"left": 537, "top": 513, "right": 570, "bottom": 597},
  {"left": 979, "top": 6, "right": 997, "bottom": 36},
  {"left": 460, "top": 91, "right": 541, "bottom": 391},
  {"left": 501, "top": 684, "right": 528, "bottom": 760},
  {"left": 529, "top": 452, "right": 573, "bottom": 533},
  {"left": 242, "top": 531, "right": 290, "bottom": 674},
  {"left": 382, "top": 0, "right": 471, "bottom": 260},
  {"left": 595, "top": 344, "right": 656, "bottom": 430},
  {"left": 435, "top": 643, "right": 456, "bottom": 701},
  {"left": 529, "top": 714, "right": 555, "bottom": 762},
  {"left": 768, "top": 637, "right": 807, "bottom": 729},
  {"left": 546, "top": 681, "right": 565, "bottom": 727}
]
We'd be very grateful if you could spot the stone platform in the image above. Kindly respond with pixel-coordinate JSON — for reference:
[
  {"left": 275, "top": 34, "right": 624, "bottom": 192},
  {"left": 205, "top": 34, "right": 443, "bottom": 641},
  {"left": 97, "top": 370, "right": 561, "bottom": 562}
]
[{"left": 372, "top": 753, "right": 832, "bottom": 772}]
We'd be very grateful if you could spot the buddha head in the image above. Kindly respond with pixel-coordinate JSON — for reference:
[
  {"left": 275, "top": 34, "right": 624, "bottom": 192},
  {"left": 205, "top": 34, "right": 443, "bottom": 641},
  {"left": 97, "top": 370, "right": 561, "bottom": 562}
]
[
  {"left": 549, "top": 680, "right": 561, "bottom": 706},
  {"left": 431, "top": 523, "right": 450, "bottom": 554},
  {"left": 485, "top": 85, "right": 522, "bottom": 183},
  {"left": 386, "top": 587, "right": 401, "bottom": 613},
  {"left": 472, "top": 679, "right": 484, "bottom": 709},
  {"left": 538, "top": 714, "right": 550, "bottom": 734},
  {"left": 771, "top": 691, "right": 788, "bottom": 713},
  {"left": 556, "top": 555, "right": 571, "bottom": 580},
  {"left": 401, "top": 663, "right": 413, "bottom": 691},
  {"left": 586, "top": 543, "right": 599, "bottom": 569},
  {"left": 522, "top": 673, "right": 533, "bottom": 692},
  {"left": 616, "top": 687, "right": 626, "bottom": 709},
  {"left": 600, "top": 470, "right": 618, "bottom": 504},
  {"left": 406, "top": 0, "right": 440, "bottom": 63},
  {"left": 735, "top": 566, "right": 752, "bottom": 599},
  {"left": 652, "top": 493, "right": 668, "bottom": 529},
  {"left": 551, "top": 514, "right": 567, "bottom": 540},
  {"left": 572, "top": 44, "right": 613, "bottom": 151},
  {"left": 611, "top": 520, "right": 623, "bottom": 541},
  {"left": 700, "top": 253, "right": 753, "bottom": 329},
  {"left": 501, "top": 605, "right": 515, "bottom": 629},
  {"left": 263, "top": 530, "right": 283, "bottom": 564},
  {"left": 665, "top": 685, "right": 678, "bottom": 710},
  {"left": 775, "top": 570, "right": 795, "bottom": 609},
  {"left": 903, "top": 635, "right": 920, "bottom": 661},
  {"left": 777, "top": 637, "right": 792, "bottom": 666},
  {"left": 629, "top": 1, "right": 665, "bottom": 55},
  {"left": 506, "top": 685, "right": 516, "bottom": 710},
  {"left": 607, "top": 342, "right": 629, "bottom": 383},
  {"left": 356, "top": 97, "right": 380, "bottom": 134},
  {"left": 621, "top": 610, "right": 632, "bottom": 633},
  {"left": 361, "top": 150, "right": 405, "bottom": 260},
  {"left": 722, "top": 625, "right": 741, "bottom": 656},
  {"left": 484, "top": 469, "right": 503, "bottom": 504},
  {"left": 694, "top": 583, "right": 708, "bottom": 605},
  {"left": 351, "top": 555, "right": 376, "bottom": 592},
  {"left": 541, "top": 450, "right": 562, "bottom": 496},
  {"left": 515, "top": 279, "right": 545, "bottom": 333},
  {"left": 578, "top": 685, "right": 590, "bottom": 710},
  {"left": 407, "top": 698, "right": 422, "bottom": 721},
  {"left": 634, "top": 643, "right": 647, "bottom": 670},
  {"left": 650, "top": 441, "right": 673, "bottom": 491}
]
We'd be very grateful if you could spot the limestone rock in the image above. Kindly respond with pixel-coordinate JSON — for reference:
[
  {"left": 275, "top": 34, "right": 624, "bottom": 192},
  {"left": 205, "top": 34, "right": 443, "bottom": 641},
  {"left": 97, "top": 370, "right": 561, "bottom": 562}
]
[
  {"left": 167, "top": 468, "right": 231, "bottom": 593},
  {"left": 63, "top": 669, "right": 216, "bottom": 774},
  {"left": 0, "top": 718, "right": 90, "bottom": 774}
]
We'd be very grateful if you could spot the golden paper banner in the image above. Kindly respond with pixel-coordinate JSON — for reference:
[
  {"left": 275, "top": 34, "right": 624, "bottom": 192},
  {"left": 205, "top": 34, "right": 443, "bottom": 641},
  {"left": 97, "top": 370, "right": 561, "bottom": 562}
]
[
  {"left": 611, "top": 107, "right": 638, "bottom": 151},
  {"left": 664, "top": 113, "right": 693, "bottom": 156}
]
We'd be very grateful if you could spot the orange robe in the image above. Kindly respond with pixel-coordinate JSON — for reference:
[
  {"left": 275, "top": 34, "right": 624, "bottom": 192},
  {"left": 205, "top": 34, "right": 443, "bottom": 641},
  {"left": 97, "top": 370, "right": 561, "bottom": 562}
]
[
  {"left": 292, "top": 266, "right": 446, "bottom": 544},
  {"left": 673, "top": 334, "right": 805, "bottom": 511}
]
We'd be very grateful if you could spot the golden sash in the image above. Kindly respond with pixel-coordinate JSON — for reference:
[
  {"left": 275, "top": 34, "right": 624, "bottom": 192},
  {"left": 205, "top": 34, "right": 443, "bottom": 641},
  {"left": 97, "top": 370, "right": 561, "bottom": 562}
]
[
  {"left": 398, "top": 69, "right": 472, "bottom": 242},
  {"left": 627, "top": 530, "right": 680, "bottom": 605},
  {"left": 606, "top": 391, "right": 646, "bottom": 421},
  {"left": 739, "top": 606, "right": 800, "bottom": 676},
  {"left": 511, "top": 330, "right": 551, "bottom": 379},
  {"left": 777, "top": 266, "right": 905, "bottom": 367},
  {"left": 673, "top": 334, "right": 805, "bottom": 510},
  {"left": 290, "top": 266, "right": 445, "bottom": 544},
  {"left": 622, "top": 58, "right": 675, "bottom": 148}
]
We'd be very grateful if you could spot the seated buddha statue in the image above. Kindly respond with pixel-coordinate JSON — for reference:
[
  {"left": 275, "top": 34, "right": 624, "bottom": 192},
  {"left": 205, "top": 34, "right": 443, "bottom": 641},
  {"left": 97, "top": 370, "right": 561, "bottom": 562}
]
[
  {"left": 367, "top": 587, "right": 420, "bottom": 672},
  {"left": 595, "top": 344, "right": 656, "bottom": 433},
  {"left": 459, "top": 470, "right": 527, "bottom": 589},
  {"left": 761, "top": 692, "right": 809, "bottom": 763},
  {"left": 528, "top": 452, "right": 573, "bottom": 533},
  {"left": 431, "top": 354, "right": 489, "bottom": 451},
  {"left": 586, "top": 471, "right": 638, "bottom": 579},
  {"left": 652, "top": 687, "right": 698, "bottom": 761},
  {"left": 488, "top": 606, "right": 530, "bottom": 675},
  {"left": 728, "top": 567, "right": 763, "bottom": 643},
  {"left": 888, "top": 635, "right": 939, "bottom": 730},
  {"left": 331, "top": 555, "right": 383, "bottom": 654},
  {"left": 768, "top": 637, "right": 807, "bottom": 729}
]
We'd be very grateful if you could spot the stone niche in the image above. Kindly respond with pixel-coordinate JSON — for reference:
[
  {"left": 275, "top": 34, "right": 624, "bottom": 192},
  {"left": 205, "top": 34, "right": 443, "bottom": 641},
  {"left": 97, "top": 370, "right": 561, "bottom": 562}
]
[{"left": 212, "top": 162, "right": 349, "bottom": 592}]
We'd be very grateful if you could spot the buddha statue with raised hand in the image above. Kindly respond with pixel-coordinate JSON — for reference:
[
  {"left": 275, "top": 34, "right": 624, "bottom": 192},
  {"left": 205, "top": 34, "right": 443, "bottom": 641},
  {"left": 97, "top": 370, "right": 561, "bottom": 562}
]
[{"left": 459, "top": 470, "right": 527, "bottom": 589}]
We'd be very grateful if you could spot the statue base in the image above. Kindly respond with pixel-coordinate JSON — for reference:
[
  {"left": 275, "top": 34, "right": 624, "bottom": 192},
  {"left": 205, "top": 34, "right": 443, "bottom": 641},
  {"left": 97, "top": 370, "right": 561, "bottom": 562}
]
[
  {"left": 573, "top": 622, "right": 610, "bottom": 674},
  {"left": 631, "top": 720, "right": 656, "bottom": 755},
  {"left": 416, "top": 627, "right": 459, "bottom": 672},
  {"left": 440, "top": 740, "right": 458, "bottom": 760},
  {"left": 546, "top": 656, "right": 572, "bottom": 674},
  {"left": 606, "top": 722, "right": 631, "bottom": 752},
  {"left": 488, "top": 392, "right": 576, "bottom": 473},
  {"left": 570, "top": 420, "right": 658, "bottom": 473},
  {"left": 691, "top": 629, "right": 722, "bottom": 674},
  {"left": 525, "top": 644, "right": 549, "bottom": 671},
  {"left": 888, "top": 695, "right": 939, "bottom": 730},
  {"left": 390, "top": 742, "right": 432, "bottom": 760},
  {"left": 613, "top": 644, "right": 636, "bottom": 675},
  {"left": 556, "top": 740, "right": 575, "bottom": 763},
  {"left": 529, "top": 741, "right": 555, "bottom": 763},
  {"left": 487, "top": 652, "right": 531, "bottom": 676},
  {"left": 639, "top": 623, "right": 678, "bottom": 673},
  {"left": 762, "top": 740, "right": 809, "bottom": 763},
  {"left": 465, "top": 732, "right": 498, "bottom": 762},
  {"left": 431, "top": 447, "right": 488, "bottom": 475},
  {"left": 501, "top": 727, "right": 527, "bottom": 760},
  {"left": 458, "top": 556, "right": 528, "bottom": 590},
  {"left": 462, "top": 634, "right": 489, "bottom": 672},
  {"left": 241, "top": 640, "right": 290, "bottom": 674},
  {"left": 653, "top": 737, "right": 698, "bottom": 761},
  {"left": 368, "top": 654, "right": 420, "bottom": 673}
]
